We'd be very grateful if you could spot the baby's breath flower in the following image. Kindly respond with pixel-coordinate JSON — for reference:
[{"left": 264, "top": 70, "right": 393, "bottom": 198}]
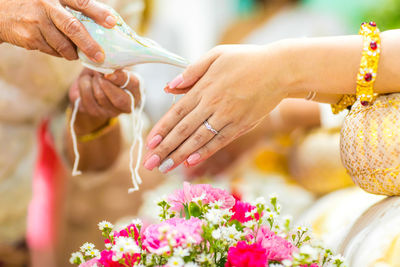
[
  {"left": 243, "top": 220, "right": 257, "bottom": 228},
  {"left": 209, "top": 200, "right": 224, "bottom": 209},
  {"left": 131, "top": 218, "right": 143, "bottom": 227},
  {"left": 98, "top": 220, "right": 114, "bottom": 231},
  {"left": 192, "top": 193, "right": 206, "bottom": 203},
  {"left": 85, "top": 249, "right": 100, "bottom": 258},
  {"left": 245, "top": 209, "right": 257, "bottom": 218},
  {"left": 174, "top": 247, "right": 190, "bottom": 257},
  {"left": 299, "top": 244, "right": 319, "bottom": 260},
  {"left": 69, "top": 252, "right": 84, "bottom": 265},
  {"left": 211, "top": 229, "right": 222, "bottom": 239},
  {"left": 184, "top": 263, "right": 199, "bottom": 267},
  {"left": 167, "top": 256, "right": 184, "bottom": 267},
  {"left": 80, "top": 242, "right": 95, "bottom": 252}
]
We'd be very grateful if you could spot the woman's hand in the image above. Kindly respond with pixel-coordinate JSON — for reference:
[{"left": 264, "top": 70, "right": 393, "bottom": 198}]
[
  {"left": 143, "top": 44, "right": 291, "bottom": 173},
  {"left": 69, "top": 68, "right": 141, "bottom": 133},
  {"left": 0, "top": 0, "right": 116, "bottom": 62}
]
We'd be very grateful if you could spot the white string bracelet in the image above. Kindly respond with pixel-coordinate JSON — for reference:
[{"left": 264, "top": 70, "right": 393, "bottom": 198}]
[
  {"left": 69, "top": 71, "right": 147, "bottom": 194},
  {"left": 70, "top": 97, "right": 82, "bottom": 176}
]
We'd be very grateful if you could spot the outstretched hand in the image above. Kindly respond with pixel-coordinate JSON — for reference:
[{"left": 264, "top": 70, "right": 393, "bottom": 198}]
[
  {"left": 143, "top": 44, "right": 290, "bottom": 173},
  {"left": 0, "top": 0, "right": 116, "bottom": 62}
]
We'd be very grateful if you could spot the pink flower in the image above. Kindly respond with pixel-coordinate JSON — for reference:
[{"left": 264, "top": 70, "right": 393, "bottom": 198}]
[
  {"left": 168, "top": 182, "right": 235, "bottom": 213},
  {"left": 252, "top": 226, "right": 296, "bottom": 262},
  {"left": 230, "top": 200, "right": 260, "bottom": 223},
  {"left": 98, "top": 250, "right": 122, "bottom": 267},
  {"left": 225, "top": 241, "right": 267, "bottom": 267},
  {"left": 105, "top": 224, "right": 140, "bottom": 245},
  {"left": 142, "top": 217, "right": 203, "bottom": 254}
]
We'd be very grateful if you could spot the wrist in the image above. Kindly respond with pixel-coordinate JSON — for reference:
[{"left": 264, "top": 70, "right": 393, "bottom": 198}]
[
  {"left": 71, "top": 110, "right": 111, "bottom": 135},
  {"left": 271, "top": 39, "right": 309, "bottom": 98}
]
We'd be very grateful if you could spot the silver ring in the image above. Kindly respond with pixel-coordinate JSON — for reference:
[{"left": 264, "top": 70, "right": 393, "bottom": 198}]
[
  {"left": 121, "top": 70, "right": 131, "bottom": 89},
  {"left": 204, "top": 120, "right": 219, "bottom": 135}
]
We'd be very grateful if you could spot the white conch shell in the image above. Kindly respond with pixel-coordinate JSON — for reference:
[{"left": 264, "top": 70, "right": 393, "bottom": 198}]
[{"left": 69, "top": 5, "right": 189, "bottom": 73}]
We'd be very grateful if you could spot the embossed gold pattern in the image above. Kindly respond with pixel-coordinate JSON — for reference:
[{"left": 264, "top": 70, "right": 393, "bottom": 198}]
[{"left": 340, "top": 93, "right": 400, "bottom": 195}]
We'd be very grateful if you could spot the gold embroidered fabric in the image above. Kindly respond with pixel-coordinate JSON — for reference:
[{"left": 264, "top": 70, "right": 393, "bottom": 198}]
[{"left": 340, "top": 93, "right": 400, "bottom": 195}]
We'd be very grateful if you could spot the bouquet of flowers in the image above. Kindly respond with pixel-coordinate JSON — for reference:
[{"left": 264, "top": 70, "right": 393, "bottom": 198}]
[{"left": 70, "top": 182, "right": 346, "bottom": 267}]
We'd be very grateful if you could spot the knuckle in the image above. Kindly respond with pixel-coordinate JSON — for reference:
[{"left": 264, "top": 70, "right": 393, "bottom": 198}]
[
  {"left": 176, "top": 123, "right": 189, "bottom": 136},
  {"left": 216, "top": 133, "right": 228, "bottom": 143},
  {"left": 63, "top": 17, "right": 82, "bottom": 36},
  {"left": 55, "top": 41, "right": 72, "bottom": 54},
  {"left": 172, "top": 105, "right": 186, "bottom": 117},
  {"left": 193, "top": 133, "right": 205, "bottom": 146},
  {"left": 76, "top": 0, "right": 92, "bottom": 9}
]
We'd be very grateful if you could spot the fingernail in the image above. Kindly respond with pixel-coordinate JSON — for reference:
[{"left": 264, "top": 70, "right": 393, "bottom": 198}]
[
  {"left": 106, "top": 73, "right": 116, "bottom": 81},
  {"left": 94, "top": 52, "right": 105, "bottom": 63},
  {"left": 105, "top": 15, "right": 117, "bottom": 27},
  {"left": 143, "top": 155, "right": 160, "bottom": 170},
  {"left": 168, "top": 74, "right": 184, "bottom": 89},
  {"left": 187, "top": 153, "right": 201, "bottom": 166},
  {"left": 147, "top": 135, "right": 163, "bottom": 149},
  {"left": 159, "top": 158, "right": 174, "bottom": 173}
]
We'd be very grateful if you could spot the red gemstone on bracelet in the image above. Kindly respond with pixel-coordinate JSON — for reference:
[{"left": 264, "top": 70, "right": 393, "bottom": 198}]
[
  {"left": 369, "top": 21, "right": 376, "bottom": 27},
  {"left": 370, "top": 41, "right": 377, "bottom": 50},
  {"left": 364, "top": 73, "right": 372, "bottom": 82},
  {"left": 361, "top": 101, "right": 369, "bottom": 106}
]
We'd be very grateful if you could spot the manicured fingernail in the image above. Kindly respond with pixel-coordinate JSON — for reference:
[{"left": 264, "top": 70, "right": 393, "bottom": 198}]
[
  {"left": 94, "top": 52, "right": 105, "bottom": 63},
  {"left": 105, "top": 15, "right": 117, "bottom": 27},
  {"left": 187, "top": 153, "right": 201, "bottom": 166},
  {"left": 143, "top": 155, "right": 160, "bottom": 170},
  {"left": 168, "top": 74, "right": 184, "bottom": 89},
  {"left": 159, "top": 158, "right": 174, "bottom": 173},
  {"left": 147, "top": 135, "right": 162, "bottom": 149}
]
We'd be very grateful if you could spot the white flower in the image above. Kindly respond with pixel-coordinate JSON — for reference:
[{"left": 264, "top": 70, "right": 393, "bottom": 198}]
[
  {"left": 221, "top": 225, "right": 242, "bottom": 243},
  {"left": 209, "top": 200, "right": 224, "bottom": 208},
  {"left": 184, "top": 263, "right": 199, "bottom": 267},
  {"left": 245, "top": 209, "right": 257, "bottom": 218},
  {"left": 243, "top": 220, "right": 257, "bottom": 228},
  {"left": 112, "top": 237, "right": 140, "bottom": 255},
  {"left": 80, "top": 242, "right": 95, "bottom": 252},
  {"left": 192, "top": 193, "right": 206, "bottom": 202},
  {"left": 269, "top": 264, "right": 284, "bottom": 267},
  {"left": 204, "top": 209, "right": 224, "bottom": 225},
  {"left": 154, "top": 246, "right": 171, "bottom": 255},
  {"left": 282, "top": 259, "right": 293, "bottom": 266},
  {"left": 211, "top": 229, "right": 222, "bottom": 239},
  {"left": 174, "top": 247, "right": 190, "bottom": 257},
  {"left": 253, "top": 197, "right": 266, "bottom": 206},
  {"left": 167, "top": 256, "right": 184, "bottom": 267},
  {"left": 197, "top": 253, "right": 212, "bottom": 263},
  {"left": 105, "top": 243, "right": 112, "bottom": 249},
  {"left": 131, "top": 218, "right": 143, "bottom": 227},
  {"left": 300, "top": 245, "right": 318, "bottom": 260},
  {"left": 98, "top": 220, "right": 114, "bottom": 231},
  {"left": 85, "top": 249, "right": 100, "bottom": 258},
  {"left": 69, "top": 252, "right": 84, "bottom": 264}
]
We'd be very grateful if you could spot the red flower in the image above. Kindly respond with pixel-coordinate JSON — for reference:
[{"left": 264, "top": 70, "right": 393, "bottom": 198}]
[
  {"left": 230, "top": 200, "right": 260, "bottom": 223},
  {"left": 225, "top": 241, "right": 267, "bottom": 267}
]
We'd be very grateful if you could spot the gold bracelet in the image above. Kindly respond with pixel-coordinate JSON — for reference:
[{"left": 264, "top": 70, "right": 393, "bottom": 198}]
[
  {"left": 331, "top": 22, "right": 381, "bottom": 114},
  {"left": 66, "top": 107, "right": 119, "bottom": 143}
]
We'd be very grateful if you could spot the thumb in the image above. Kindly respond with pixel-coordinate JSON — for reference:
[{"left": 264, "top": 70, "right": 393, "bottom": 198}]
[{"left": 165, "top": 48, "right": 221, "bottom": 93}]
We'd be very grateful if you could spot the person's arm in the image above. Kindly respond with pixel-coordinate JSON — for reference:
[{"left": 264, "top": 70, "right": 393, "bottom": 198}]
[
  {"left": 65, "top": 68, "right": 141, "bottom": 171},
  {"left": 286, "top": 30, "right": 400, "bottom": 96},
  {"left": 0, "top": 0, "right": 116, "bottom": 61},
  {"left": 142, "top": 29, "right": 400, "bottom": 173}
]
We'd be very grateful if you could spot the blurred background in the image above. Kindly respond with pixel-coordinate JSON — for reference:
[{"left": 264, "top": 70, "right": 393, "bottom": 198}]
[{"left": 0, "top": 0, "right": 400, "bottom": 266}]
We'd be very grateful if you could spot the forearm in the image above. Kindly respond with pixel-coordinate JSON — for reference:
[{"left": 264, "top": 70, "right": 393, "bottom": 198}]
[
  {"left": 282, "top": 30, "right": 400, "bottom": 96},
  {"left": 65, "top": 111, "right": 122, "bottom": 172}
]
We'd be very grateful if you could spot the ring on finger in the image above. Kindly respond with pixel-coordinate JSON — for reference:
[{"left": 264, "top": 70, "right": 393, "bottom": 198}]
[
  {"left": 121, "top": 70, "right": 131, "bottom": 89},
  {"left": 203, "top": 120, "right": 219, "bottom": 135}
]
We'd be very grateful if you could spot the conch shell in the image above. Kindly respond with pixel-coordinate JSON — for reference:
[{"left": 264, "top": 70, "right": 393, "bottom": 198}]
[{"left": 69, "top": 5, "right": 189, "bottom": 73}]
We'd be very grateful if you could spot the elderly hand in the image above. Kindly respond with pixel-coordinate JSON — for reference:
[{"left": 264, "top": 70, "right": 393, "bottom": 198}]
[
  {"left": 69, "top": 68, "right": 141, "bottom": 121},
  {"left": 0, "top": 0, "right": 116, "bottom": 62},
  {"left": 142, "top": 44, "right": 292, "bottom": 173}
]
